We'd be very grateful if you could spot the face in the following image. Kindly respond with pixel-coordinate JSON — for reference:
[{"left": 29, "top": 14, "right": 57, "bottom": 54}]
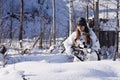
[{"left": 77, "top": 25, "right": 85, "bottom": 32}]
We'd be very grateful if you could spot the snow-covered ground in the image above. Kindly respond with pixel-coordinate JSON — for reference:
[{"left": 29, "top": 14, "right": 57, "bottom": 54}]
[
  {"left": 0, "top": 48, "right": 120, "bottom": 80},
  {"left": 0, "top": 0, "right": 120, "bottom": 80}
]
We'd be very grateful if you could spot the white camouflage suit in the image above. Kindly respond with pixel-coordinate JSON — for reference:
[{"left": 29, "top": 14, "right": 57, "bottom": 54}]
[{"left": 63, "top": 28, "right": 100, "bottom": 61}]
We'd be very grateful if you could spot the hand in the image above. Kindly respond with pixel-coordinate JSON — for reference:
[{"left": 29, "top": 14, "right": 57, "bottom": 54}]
[{"left": 78, "top": 44, "right": 84, "bottom": 49}]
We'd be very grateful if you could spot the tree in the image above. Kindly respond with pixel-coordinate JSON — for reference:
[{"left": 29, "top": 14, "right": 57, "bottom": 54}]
[
  {"left": 39, "top": 17, "right": 43, "bottom": 48},
  {"left": 113, "top": 0, "right": 119, "bottom": 61},
  {"left": 52, "top": 0, "right": 56, "bottom": 44},
  {"left": 19, "top": 0, "right": 24, "bottom": 48},
  {"left": 69, "top": 0, "right": 74, "bottom": 35},
  {"left": 94, "top": 0, "right": 99, "bottom": 29},
  {"left": 9, "top": 0, "right": 14, "bottom": 40},
  {"left": 0, "top": 0, "right": 2, "bottom": 43},
  {"left": 85, "top": 0, "right": 89, "bottom": 20}
]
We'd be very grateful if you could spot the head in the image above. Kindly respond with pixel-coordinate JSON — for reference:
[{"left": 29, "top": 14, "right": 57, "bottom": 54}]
[
  {"left": 76, "top": 17, "right": 89, "bottom": 33},
  {"left": 74, "top": 17, "right": 91, "bottom": 45}
]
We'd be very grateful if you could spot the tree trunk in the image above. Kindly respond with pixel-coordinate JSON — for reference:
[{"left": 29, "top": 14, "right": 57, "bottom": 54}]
[
  {"left": 69, "top": 0, "right": 74, "bottom": 36},
  {"left": 49, "top": 24, "right": 52, "bottom": 46},
  {"left": 0, "top": 0, "right": 2, "bottom": 43},
  {"left": 94, "top": 0, "right": 99, "bottom": 28},
  {"left": 94, "top": 0, "right": 99, "bottom": 38},
  {"left": 93, "top": 0, "right": 95, "bottom": 18},
  {"left": 10, "top": 0, "right": 13, "bottom": 40},
  {"left": 86, "top": 0, "right": 89, "bottom": 20},
  {"left": 113, "top": 0, "right": 119, "bottom": 61},
  {"left": 19, "top": 0, "right": 24, "bottom": 48},
  {"left": 39, "top": 16, "right": 43, "bottom": 48},
  {"left": 52, "top": 0, "right": 56, "bottom": 44},
  {"left": 32, "top": 32, "right": 43, "bottom": 48},
  {"left": 10, "top": 16, "right": 13, "bottom": 39}
]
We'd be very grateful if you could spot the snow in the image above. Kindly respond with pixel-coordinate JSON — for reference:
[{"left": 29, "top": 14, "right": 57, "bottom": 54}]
[
  {"left": 1, "top": 48, "right": 120, "bottom": 80},
  {"left": 0, "top": 0, "right": 120, "bottom": 80},
  {"left": 0, "top": 54, "right": 120, "bottom": 80}
]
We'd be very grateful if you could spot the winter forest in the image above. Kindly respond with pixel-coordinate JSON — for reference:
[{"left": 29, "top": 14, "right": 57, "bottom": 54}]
[{"left": 1, "top": 0, "right": 120, "bottom": 80}]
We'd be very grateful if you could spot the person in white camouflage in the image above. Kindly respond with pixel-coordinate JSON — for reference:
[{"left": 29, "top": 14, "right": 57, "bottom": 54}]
[{"left": 63, "top": 17, "right": 100, "bottom": 61}]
